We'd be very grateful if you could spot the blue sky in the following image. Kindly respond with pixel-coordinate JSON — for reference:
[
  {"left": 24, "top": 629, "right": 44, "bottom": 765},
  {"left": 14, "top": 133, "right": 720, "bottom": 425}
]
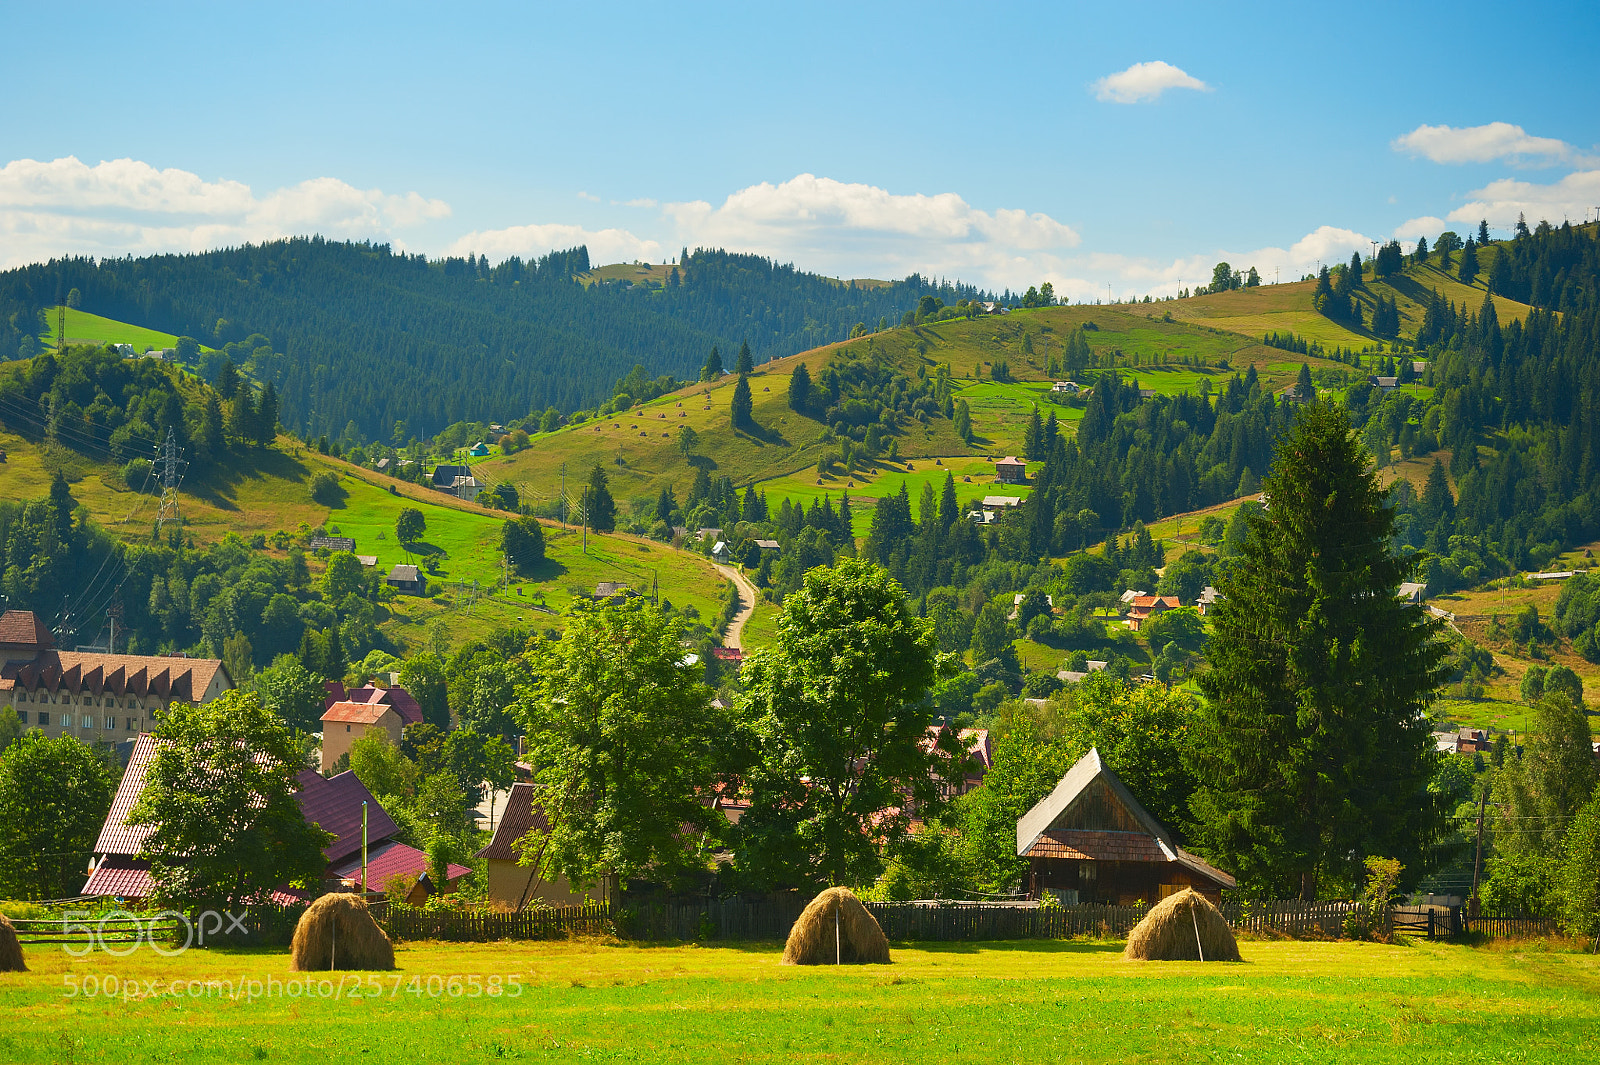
[{"left": 2, "top": 1, "right": 1596, "bottom": 299}]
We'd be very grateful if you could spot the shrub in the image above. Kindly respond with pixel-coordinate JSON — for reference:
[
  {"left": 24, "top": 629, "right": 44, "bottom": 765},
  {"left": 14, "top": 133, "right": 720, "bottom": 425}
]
[{"left": 309, "top": 472, "right": 341, "bottom": 506}]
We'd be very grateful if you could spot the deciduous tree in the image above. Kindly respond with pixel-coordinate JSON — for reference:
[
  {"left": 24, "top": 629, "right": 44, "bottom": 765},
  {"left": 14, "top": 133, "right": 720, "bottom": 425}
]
[{"left": 0, "top": 733, "right": 116, "bottom": 899}]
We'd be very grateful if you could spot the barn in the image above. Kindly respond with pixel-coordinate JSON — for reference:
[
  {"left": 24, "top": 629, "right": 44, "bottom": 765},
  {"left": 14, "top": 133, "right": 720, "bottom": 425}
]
[{"left": 1016, "top": 748, "right": 1235, "bottom": 905}]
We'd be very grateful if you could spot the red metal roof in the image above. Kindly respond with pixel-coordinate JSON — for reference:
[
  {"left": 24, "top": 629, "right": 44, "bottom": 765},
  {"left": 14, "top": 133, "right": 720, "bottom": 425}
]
[
  {"left": 82, "top": 857, "right": 153, "bottom": 897},
  {"left": 293, "top": 770, "right": 401, "bottom": 863},
  {"left": 326, "top": 838, "right": 469, "bottom": 890},
  {"left": 94, "top": 734, "right": 159, "bottom": 856}
]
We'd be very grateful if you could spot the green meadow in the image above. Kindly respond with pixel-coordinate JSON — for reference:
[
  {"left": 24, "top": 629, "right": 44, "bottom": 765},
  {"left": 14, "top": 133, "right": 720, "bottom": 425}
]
[
  {"left": 4, "top": 937, "right": 1597, "bottom": 1064},
  {"left": 43, "top": 306, "right": 211, "bottom": 353},
  {"left": 754, "top": 456, "right": 1024, "bottom": 539}
]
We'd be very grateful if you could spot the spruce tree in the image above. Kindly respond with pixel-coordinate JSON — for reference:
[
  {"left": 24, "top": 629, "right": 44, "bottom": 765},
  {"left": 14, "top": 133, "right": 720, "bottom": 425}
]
[
  {"left": 585, "top": 463, "right": 616, "bottom": 532},
  {"left": 1349, "top": 251, "right": 1363, "bottom": 287},
  {"left": 1296, "top": 362, "right": 1314, "bottom": 401},
  {"left": 731, "top": 373, "right": 753, "bottom": 429},
  {"left": 788, "top": 362, "right": 811, "bottom": 412},
  {"left": 1478, "top": 219, "right": 1490, "bottom": 246},
  {"left": 1188, "top": 404, "right": 1449, "bottom": 898},
  {"left": 1413, "top": 235, "right": 1429, "bottom": 264},
  {"left": 1459, "top": 238, "right": 1479, "bottom": 286},
  {"left": 701, "top": 346, "right": 723, "bottom": 382},
  {"left": 1024, "top": 405, "right": 1044, "bottom": 460},
  {"left": 736, "top": 340, "right": 753, "bottom": 375},
  {"left": 938, "top": 472, "right": 959, "bottom": 532}
]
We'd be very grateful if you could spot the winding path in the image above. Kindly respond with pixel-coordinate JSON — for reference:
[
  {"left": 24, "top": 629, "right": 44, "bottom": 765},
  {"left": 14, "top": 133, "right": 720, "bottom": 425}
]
[{"left": 712, "top": 562, "right": 759, "bottom": 649}]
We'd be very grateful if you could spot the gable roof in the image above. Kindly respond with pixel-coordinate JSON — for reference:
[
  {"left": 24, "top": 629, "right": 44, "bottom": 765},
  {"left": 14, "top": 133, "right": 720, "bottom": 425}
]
[
  {"left": 1015, "top": 747, "right": 1236, "bottom": 889},
  {"left": 320, "top": 700, "right": 397, "bottom": 725},
  {"left": 293, "top": 769, "right": 402, "bottom": 863},
  {"left": 3, "top": 651, "right": 227, "bottom": 701},
  {"left": 326, "top": 837, "right": 470, "bottom": 888},
  {"left": 388, "top": 564, "right": 420, "bottom": 581},
  {"left": 94, "top": 733, "right": 160, "bottom": 856},
  {"left": 995, "top": 456, "right": 1025, "bottom": 466},
  {"left": 475, "top": 782, "right": 550, "bottom": 862}
]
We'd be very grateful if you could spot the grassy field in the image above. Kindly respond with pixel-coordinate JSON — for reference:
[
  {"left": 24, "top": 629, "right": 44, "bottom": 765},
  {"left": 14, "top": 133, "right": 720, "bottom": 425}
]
[
  {"left": 41, "top": 306, "right": 213, "bottom": 353},
  {"left": 754, "top": 456, "right": 1019, "bottom": 539},
  {"left": 3, "top": 937, "right": 1597, "bottom": 1063}
]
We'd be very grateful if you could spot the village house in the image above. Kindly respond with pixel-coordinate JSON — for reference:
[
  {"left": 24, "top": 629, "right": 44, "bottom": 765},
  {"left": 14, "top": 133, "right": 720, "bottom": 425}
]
[
  {"left": 1124, "top": 594, "right": 1181, "bottom": 631},
  {"left": 83, "top": 735, "right": 468, "bottom": 901},
  {"left": 1196, "top": 586, "right": 1222, "bottom": 615},
  {"left": 1051, "top": 381, "right": 1080, "bottom": 395},
  {"left": 319, "top": 700, "right": 405, "bottom": 771},
  {"left": 591, "top": 582, "right": 634, "bottom": 604},
  {"left": 1017, "top": 748, "right": 1235, "bottom": 905},
  {"left": 753, "top": 538, "right": 782, "bottom": 555},
  {"left": 386, "top": 563, "right": 424, "bottom": 595},
  {"left": 1398, "top": 581, "right": 1427, "bottom": 605},
  {"left": 309, "top": 535, "right": 357, "bottom": 552},
  {"left": 430, "top": 464, "right": 472, "bottom": 491},
  {"left": 468, "top": 442, "right": 490, "bottom": 457},
  {"left": 1370, "top": 375, "right": 1398, "bottom": 391},
  {"left": 994, "top": 456, "right": 1027, "bottom": 485},
  {"left": 476, "top": 782, "right": 616, "bottom": 910},
  {"left": 0, "top": 610, "right": 231, "bottom": 743},
  {"left": 323, "top": 679, "right": 423, "bottom": 726}
]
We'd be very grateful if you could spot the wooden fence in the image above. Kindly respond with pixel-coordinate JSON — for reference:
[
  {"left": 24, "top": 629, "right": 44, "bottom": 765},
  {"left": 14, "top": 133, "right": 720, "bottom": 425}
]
[
  {"left": 1224, "top": 899, "right": 1361, "bottom": 939},
  {"left": 382, "top": 902, "right": 613, "bottom": 943},
  {"left": 1459, "top": 913, "right": 1561, "bottom": 939}
]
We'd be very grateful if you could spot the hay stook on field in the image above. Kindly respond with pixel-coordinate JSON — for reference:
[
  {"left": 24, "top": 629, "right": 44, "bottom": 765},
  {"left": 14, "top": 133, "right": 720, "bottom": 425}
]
[
  {"left": 1124, "top": 888, "right": 1242, "bottom": 962},
  {"left": 290, "top": 893, "right": 396, "bottom": 972},
  {"left": 0, "top": 914, "right": 25, "bottom": 973},
  {"left": 782, "top": 887, "right": 890, "bottom": 965}
]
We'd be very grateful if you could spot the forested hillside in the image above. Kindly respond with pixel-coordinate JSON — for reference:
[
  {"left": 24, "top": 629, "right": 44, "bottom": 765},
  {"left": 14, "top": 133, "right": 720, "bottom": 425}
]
[{"left": 0, "top": 241, "right": 983, "bottom": 443}]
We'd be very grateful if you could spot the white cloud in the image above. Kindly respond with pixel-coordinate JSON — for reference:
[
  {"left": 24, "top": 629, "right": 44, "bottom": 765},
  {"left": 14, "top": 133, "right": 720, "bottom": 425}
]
[
  {"left": 660, "top": 173, "right": 1078, "bottom": 283},
  {"left": 1393, "top": 215, "right": 1448, "bottom": 239},
  {"left": 577, "top": 191, "right": 600, "bottom": 202},
  {"left": 1392, "top": 122, "right": 1579, "bottom": 166},
  {"left": 623, "top": 197, "right": 657, "bottom": 208},
  {"left": 0, "top": 156, "right": 449, "bottom": 268},
  {"left": 448, "top": 222, "right": 662, "bottom": 266},
  {"left": 1443, "top": 169, "right": 1600, "bottom": 230},
  {"left": 1091, "top": 61, "right": 1209, "bottom": 104}
]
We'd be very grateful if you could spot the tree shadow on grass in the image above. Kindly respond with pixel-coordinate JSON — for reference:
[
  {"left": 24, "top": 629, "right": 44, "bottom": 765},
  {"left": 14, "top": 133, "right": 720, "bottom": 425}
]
[{"left": 186, "top": 447, "right": 309, "bottom": 513}]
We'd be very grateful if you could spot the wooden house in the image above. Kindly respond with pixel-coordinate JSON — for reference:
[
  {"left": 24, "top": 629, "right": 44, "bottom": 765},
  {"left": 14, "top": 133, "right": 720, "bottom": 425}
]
[
  {"left": 1017, "top": 748, "right": 1235, "bottom": 905},
  {"left": 475, "top": 782, "right": 615, "bottom": 911},
  {"left": 994, "top": 456, "right": 1027, "bottom": 484}
]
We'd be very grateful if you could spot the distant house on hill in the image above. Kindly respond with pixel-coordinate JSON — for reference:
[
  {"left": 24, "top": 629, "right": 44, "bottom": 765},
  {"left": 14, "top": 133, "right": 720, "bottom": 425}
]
[
  {"left": 1125, "top": 595, "right": 1180, "bottom": 631},
  {"left": 1397, "top": 582, "right": 1427, "bottom": 605},
  {"left": 591, "top": 582, "right": 634, "bottom": 604},
  {"left": 320, "top": 699, "right": 405, "bottom": 771},
  {"left": 309, "top": 535, "right": 357, "bottom": 552},
  {"left": 753, "top": 538, "right": 781, "bottom": 555},
  {"left": 374, "top": 457, "right": 391, "bottom": 472},
  {"left": 994, "top": 457, "right": 1027, "bottom": 484},
  {"left": 1371, "top": 376, "right": 1398, "bottom": 391},
  {"left": 1017, "top": 748, "right": 1235, "bottom": 905},
  {"left": 468, "top": 442, "right": 490, "bottom": 457},
  {"left": 386, "top": 564, "right": 423, "bottom": 596},
  {"left": 982, "top": 495, "right": 1022, "bottom": 510},
  {"left": 1051, "top": 381, "right": 1080, "bottom": 395},
  {"left": 430, "top": 464, "right": 471, "bottom": 491},
  {"left": 1196, "top": 586, "right": 1222, "bottom": 615},
  {"left": 1137, "top": 387, "right": 1157, "bottom": 400},
  {"left": 450, "top": 475, "right": 483, "bottom": 502}
]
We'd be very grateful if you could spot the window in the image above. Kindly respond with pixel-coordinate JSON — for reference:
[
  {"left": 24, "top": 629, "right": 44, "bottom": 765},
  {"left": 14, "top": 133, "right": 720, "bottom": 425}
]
[
  {"left": 105, "top": 716, "right": 115, "bottom": 730},
  {"left": 16, "top": 711, "right": 25, "bottom": 725},
  {"left": 346, "top": 724, "right": 352, "bottom": 733},
  {"left": 125, "top": 718, "right": 134, "bottom": 731},
  {"left": 38, "top": 712, "right": 49, "bottom": 727},
  {"left": 83, "top": 714, "right": 94, "bottom": 728}
]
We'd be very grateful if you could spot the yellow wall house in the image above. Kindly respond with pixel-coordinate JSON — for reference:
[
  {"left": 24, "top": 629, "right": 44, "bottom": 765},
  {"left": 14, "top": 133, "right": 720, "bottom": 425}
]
[
  {"left": 476, "top": 782, "right": 616, "bottom": 911},
  {"left": 320, "top": 700, "right": 403, "bottom": 771}
]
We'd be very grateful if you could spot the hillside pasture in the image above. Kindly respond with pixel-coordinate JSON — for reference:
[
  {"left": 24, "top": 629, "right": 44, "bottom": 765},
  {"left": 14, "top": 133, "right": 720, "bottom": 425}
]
[
  {"left": 3, "top": 937, "right": 1598, "bottom": 1064},
  {"left": 755, "top": 456, "right": 1022, "bottom": 539},
  {"left": 42, "top": 306, "right": 211, "bottom": 353}
]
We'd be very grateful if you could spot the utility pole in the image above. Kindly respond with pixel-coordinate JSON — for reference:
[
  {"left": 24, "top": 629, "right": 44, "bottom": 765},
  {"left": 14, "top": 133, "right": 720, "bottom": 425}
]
[
  {"left": 155, "top": 427, "right": 185, "bottom": 535},
  {"left": 581, "top": 485, "right": 589, "bottom": 555},
  {"left": 560, "top": 463, "right": 567, "bottom": 528},
  {"left": 1469, "top": 781, "right": 1489, "bottom": 918}
]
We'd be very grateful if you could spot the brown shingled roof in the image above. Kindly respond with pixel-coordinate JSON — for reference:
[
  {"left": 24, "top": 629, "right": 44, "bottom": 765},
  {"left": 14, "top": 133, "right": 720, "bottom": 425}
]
[
  {"left": 1023, "top": 829, "right": 1169, "bottom": 862},
  {"left": 475, "top": 782, "right": 549, "bottom": 862},
  {"left": 2, "top": 650, "right": 226, "bottom": 700},
  {"left": 0, "top": 609, "right": 54, "bottom": 650}
]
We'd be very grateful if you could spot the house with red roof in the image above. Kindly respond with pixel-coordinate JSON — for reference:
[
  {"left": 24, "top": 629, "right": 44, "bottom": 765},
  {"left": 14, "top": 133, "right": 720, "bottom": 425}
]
[
  {"left": 0, "top": 609, "right": 231, "bottom": 745},
  {"left": 320, "top": 701, "right": 405, "bottom": 772},
  {"left": 1124, "top": 594, "right": 1181, "bottom": 631},
  {"left": 83, "top": 734, "right": 469, "bottom": 902}
]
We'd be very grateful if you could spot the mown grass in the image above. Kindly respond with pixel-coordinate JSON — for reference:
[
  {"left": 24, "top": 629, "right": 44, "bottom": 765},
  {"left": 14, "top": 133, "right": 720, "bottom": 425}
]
[
  {"left": 4, "top": 938, "right": 1597, "bottom": 1063},
  {"left": 42, "top": 306, "right": 213, "bottom": 353},
  {"left": 754, "top": 456, "right": 1018, "bottom": 539}
]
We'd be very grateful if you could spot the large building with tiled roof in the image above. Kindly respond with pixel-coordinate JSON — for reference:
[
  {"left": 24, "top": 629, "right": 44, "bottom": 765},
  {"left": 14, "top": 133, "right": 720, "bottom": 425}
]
[
  {"left": 1016, "top": 748, "right": 1235, "bottom": 905},
  {"left": 0, "top": 610, "right": 232, "bottom": 743}
]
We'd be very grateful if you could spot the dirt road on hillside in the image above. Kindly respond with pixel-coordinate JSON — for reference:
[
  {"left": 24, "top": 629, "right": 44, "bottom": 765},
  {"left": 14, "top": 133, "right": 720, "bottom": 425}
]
[{"left": 712, "top": 562, "right": 758, "bottom": 649}]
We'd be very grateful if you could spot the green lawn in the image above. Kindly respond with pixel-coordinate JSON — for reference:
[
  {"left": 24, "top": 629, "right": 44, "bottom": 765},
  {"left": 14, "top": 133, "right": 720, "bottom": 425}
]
[
  {"left": 754, "top": 456, "right": 1021, "bottom": 539},
  {"left": 43, "top": 306, "right": 212, "bottom": 353},
  {"left": 5, "top": 937, "right": 1597, "bottom": 1063}
]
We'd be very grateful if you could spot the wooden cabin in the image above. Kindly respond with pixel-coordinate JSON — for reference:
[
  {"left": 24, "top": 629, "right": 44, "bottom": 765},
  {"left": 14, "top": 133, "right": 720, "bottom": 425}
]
[{"left": 1016, "top": 748, "right": 1235, "bottom": 905}]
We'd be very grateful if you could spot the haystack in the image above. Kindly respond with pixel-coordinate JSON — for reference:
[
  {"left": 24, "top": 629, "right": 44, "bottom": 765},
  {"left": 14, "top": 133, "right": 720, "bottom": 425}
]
[
  {"left": 290, "top": 893, "right": 395, "bottom": 971},
  {"left": 1124, "top": 888, "right": 1241, "bottom": 962},
  {"left": 782, "top": 887, "right": 890, "bottom": 965},
  {"left": 0, "top": 913, "right": 26, "bottom": 972}
]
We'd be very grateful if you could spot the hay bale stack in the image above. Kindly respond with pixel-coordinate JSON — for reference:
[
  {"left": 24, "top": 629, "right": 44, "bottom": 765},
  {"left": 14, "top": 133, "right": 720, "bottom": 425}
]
[
  {"left": 782, "top": 887, "right": 890, "bottom": 965},
  {"left": 0, "top": 913, "right": 26, "bottom": 972},
  {"left": 1124, "top": 889, "right": 1241, "bottom": 962},
  {"left": 290, "top": 893, "right": 395, "bottom": 972}
]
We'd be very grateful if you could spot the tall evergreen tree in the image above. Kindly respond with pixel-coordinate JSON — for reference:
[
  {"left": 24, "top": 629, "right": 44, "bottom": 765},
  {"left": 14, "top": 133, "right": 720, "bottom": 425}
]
[
  {"left": 1296, "top": 363, "right": 1314, "bottom": 401},
  {"left": 788, "top": 361, "right": 811, "bottom": 412},
  {"left": 255, "top": 381, "right": 279, "bottom": 447},
  {"left": 938, "top": 472, "right": 959, "bottom": 533},
  {"left": 736, "top": 339, "right": 753, "bottom": 374},
  {"left": 1188, "top": 404, "right": 1449, "bottom": 898},
  {"left": 1348, "top": 251, "right": 1363, "bottom": 286},
  {"left": 1024, "top": 405, "right": 1044, "bottom": 460},
  {"left": 1478, "top": 219, "right": 1490, "bottom": 246},
  {"left": 701, "top": 346, "right": 723, "bottom": 382},
  {"left": 1459, "top": 237, "right": 1479, "bottom": 286},
  {"left": 585, "top": 463, "right": 616, "bottom": 532},
  {"left": 731, "top": 373, "right": 754, "bottom": 429}
]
